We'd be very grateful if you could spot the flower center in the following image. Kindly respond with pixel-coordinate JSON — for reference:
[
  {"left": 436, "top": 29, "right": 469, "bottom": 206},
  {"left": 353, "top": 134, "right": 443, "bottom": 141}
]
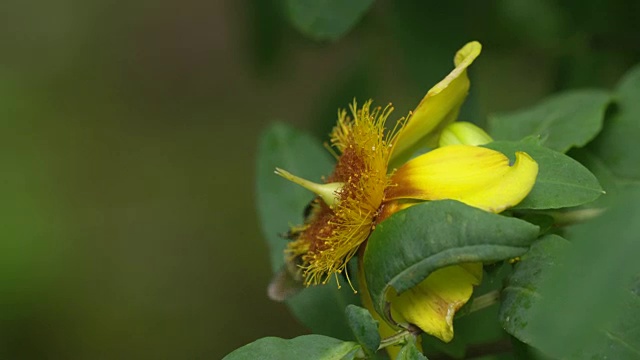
[{"left": 284, "top": 101, "right": 404, "bottom": 287}]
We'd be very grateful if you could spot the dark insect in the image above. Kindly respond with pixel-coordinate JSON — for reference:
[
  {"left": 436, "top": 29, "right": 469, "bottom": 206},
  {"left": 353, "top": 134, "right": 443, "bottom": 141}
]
[{"left": 268, "top": 197, "right": 321, "bottom": 301}]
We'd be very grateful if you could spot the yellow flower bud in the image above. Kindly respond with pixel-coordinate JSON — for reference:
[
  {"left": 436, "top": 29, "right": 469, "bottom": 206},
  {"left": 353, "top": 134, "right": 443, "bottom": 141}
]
[{"left": 438, "top": 121, "right": 493, "bottom": 147}]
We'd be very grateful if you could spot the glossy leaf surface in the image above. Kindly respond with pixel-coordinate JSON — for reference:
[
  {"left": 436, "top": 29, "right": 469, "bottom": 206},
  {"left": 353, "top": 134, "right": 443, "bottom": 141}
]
[{"left": 363, "top": 200, "right": 539, "bottom": 319}]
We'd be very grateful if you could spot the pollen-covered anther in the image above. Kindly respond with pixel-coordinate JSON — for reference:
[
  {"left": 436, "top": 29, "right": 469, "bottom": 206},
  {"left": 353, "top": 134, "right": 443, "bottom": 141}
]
[{"left": 281, "top": 100, "right": 407, "bottom": 287}]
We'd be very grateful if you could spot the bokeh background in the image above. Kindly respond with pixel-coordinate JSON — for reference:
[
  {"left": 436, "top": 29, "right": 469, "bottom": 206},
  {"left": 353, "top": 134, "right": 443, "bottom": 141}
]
[{"left": 1, "top": 0, "right": 639, "bottom": 358}]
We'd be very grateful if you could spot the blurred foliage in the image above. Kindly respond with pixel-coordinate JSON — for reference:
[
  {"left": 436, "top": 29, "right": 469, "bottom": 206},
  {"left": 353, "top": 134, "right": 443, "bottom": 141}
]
[
  {"left": 489, "top": 90, "right": 611, "bottom": 153},
  {"left": 285, "top": 0, "right": 375, "bottom": 41},
  {"left": 2, "top": 0, "right": 640, "bottom": 359}
]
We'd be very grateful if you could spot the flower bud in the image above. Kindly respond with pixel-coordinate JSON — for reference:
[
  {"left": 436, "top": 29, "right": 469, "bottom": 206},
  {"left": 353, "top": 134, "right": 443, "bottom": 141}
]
[{"left": 438, "top": 121, "right": 493, "bottom": 147}]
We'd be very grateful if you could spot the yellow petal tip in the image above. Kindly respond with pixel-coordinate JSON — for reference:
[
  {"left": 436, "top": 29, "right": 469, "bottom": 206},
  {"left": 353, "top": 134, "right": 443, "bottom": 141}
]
[{"left": 454, "top": 41, "right": 482, "bottom": 67}]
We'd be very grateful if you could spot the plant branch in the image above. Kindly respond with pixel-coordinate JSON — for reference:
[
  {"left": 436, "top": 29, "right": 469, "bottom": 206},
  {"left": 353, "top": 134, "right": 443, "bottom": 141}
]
[
  {"left": 468, "top": 290, "right": 500, "bottom": 313},
  {"left": 377, "top": 330, "right": 411, "bottom": 350}
]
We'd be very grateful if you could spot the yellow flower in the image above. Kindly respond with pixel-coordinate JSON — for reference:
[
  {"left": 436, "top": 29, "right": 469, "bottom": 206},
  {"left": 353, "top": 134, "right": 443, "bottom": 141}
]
[{"left": 275, "top": 41, "right": 538, "bottom": 351}]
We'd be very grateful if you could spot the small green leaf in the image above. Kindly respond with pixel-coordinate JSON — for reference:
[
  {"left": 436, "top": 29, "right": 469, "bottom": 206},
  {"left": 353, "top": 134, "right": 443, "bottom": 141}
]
[
  {"left": 589, "top": 63, "right": 640, "bottom": 181},
  {"left": 223, "top": 335, "right": 361, "bottom": 360},
  {"left": 396, "top": 337, "right": 428, "bottom": 360},
  {"left": 256, "top": 123, "right": 359, "bottom": 340},
  {"left": 345, "top": 305, "right": 381, "bottom": 357},
  {"left": 500, "top": 187, "right": 640, "bottom": 358},
  {"left": 485, "top": 141, "right": 603, "bottom": 209},
  {"left": 489, "top": 89, "right": 612, "bottom": 153},
  {"left": 285, "top": 0, "right": 375, "bottom": 41},
  {"left": 363, "top": 200, "right": 539, "bottom": 319}
]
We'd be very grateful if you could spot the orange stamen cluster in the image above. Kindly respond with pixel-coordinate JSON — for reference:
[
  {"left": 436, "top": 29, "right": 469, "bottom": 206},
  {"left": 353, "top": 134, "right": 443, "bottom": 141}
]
[{"left": 286, "top": 100, "right": 405, "bottom": 287}]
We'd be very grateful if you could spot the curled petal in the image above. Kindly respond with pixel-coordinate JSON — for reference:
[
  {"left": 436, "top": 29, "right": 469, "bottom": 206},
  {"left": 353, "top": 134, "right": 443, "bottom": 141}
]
[
  {"left": 390, "top": 41, "right": 482, "bottom": 167},
  {"left": 358, "top": 260, "right": 422, "bottom": 358},
  {"left": 389, "top": 263, "right": 483, "bottom": 342},
  {"left": 387, "top": 145, "right": 538, "bottom": 213}
]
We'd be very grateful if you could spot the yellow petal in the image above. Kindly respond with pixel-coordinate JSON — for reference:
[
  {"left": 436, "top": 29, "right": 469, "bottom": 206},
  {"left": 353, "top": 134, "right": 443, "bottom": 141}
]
[
  {"left": 389, "top": 263, "right": 483, "bottom": 342},
  {"left": 358, "top": 261, "right": 422, "bottom": 358},
  {"left": 438, "top": 121, "right": 493, "bottom": 147},
  {"left": 390, "top": 41, "right": 482, "bottom": 167},
  {"left": 387, "top": 145, "right": 538, "bottom": 213}
]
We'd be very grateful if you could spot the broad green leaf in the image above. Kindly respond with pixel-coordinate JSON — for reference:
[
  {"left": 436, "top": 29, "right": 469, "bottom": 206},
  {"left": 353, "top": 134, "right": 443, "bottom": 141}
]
[
  {"left": 500, "top": 187, "right": 640, "bottom": 358},
  {"left": 589, "top": 64, "right": 640, "bottom": 181},
  {"left": 489, "top": 89, "right": 611, "bottom": 153},
  {"left": 396, "top": 337, "right": 428, "bottom": 360},
  {"left": 363, "top": 200, "right": 539, "bottom": 319},
  {"left": 223, "top": 335, "right": 361, "bottom": 360},
  {"left": 285, "top": 0, "right": 374, "bottom": 41},
  {"left": 499, "top": 235, "right": 570, "bottom": 346},
  {"left": 485, "top": 141, "right": 603, "bottom": 209},
  {"left": 568, "top": 147, "right": 622, "bottom": 209},
  {"left": 256, "top": 123, "right": 359, "bottom": 340},
  {"left": 345, "top": 305, "right": 381, "bottom": 357}
]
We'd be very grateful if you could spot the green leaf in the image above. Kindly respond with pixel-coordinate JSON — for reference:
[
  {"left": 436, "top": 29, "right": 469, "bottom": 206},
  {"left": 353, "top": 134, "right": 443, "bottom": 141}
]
[
  {"left": 396, "top": 337, "right": 428, "bottom": 360},
  {"left": 499, "top": 234, "right": 571, "bottom": 346},
  {"left": 363, "top": 200, "right": 539, "bottom": 318},
  {"left": 485, "top": 141, "right": 603, "bottom": 209},
  {"left": 256, "top": 123, "right": 360, "bottom": 340},
  {"left": 285, "top": 0, "right": 374, "bottom": 41},
  {"left": 222, "top": 335, "right": 361, "bottom": 360},
  {"left": 500, "top": 187, "right": 640, "bottom": 358},
  {"left": 567, "top": 147, "right": 622, "bottom": 209},
  {"left": 589, "top": 64, "right": 640, "bottom": 181},
  {"left": 488, "top": 89, "right": 612, "bottom": 153},
  {"left": 286, "top": 284, "right": 361, "bottom": 341},
  {"left": 345, "top": 305, "right": 381, "bottom": 357}
]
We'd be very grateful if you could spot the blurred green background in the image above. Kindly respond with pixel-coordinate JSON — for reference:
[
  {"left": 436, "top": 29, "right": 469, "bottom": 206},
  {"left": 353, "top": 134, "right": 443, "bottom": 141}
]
[{"left": 1, "top": 0, "right": 638, "bottom": 358}]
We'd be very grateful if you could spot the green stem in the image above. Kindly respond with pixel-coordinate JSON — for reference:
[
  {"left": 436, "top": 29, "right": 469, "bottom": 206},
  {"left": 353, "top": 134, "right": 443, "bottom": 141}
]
[
  {"left": 468, "top": 290, "right": 500, "bottom": 313},
  {"left": 516, "top": 207, "right": 605, "bottom": 227},
  {"left": 547, "top": 208, "right": 605, "bottom": 226},
  {"left": 378, "top": 330, "right": 411, "bottom": 350}
]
